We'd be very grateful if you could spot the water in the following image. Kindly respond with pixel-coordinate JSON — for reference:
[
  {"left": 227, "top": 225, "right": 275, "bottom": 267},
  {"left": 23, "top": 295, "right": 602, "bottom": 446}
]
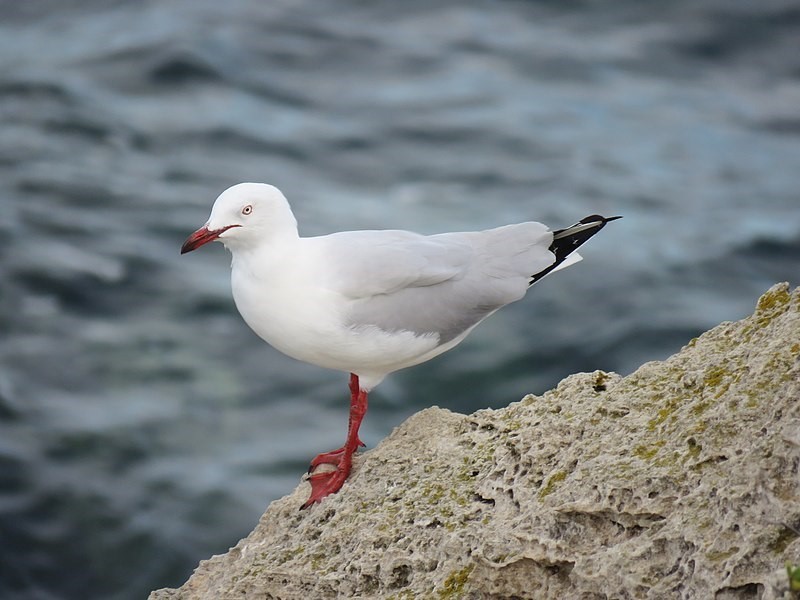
[{"left": 1, "top": 1, "right": 799, "bottom": 597}]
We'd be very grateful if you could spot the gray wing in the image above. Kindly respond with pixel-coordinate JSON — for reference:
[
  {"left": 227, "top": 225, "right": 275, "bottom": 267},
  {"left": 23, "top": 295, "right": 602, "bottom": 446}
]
[{"left": 317, "top": 223, "right": 555, "bottom": 343}]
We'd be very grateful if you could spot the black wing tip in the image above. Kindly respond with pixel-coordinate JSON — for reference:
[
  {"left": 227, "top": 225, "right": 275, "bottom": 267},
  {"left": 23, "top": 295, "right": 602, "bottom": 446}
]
[
  {"left": 529, "top": 214, "right": 621, "bottom": 285},
  {"left": 579, "top": 214, "right": 623, "bottom": 225},
  {"left": 551, "top": 214, "right": 622, "bottom": 239}
]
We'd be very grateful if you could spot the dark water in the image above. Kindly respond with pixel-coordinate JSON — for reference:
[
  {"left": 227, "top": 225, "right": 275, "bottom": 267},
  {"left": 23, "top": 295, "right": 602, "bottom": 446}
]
[{"left": 1, "top": 1, "right": 799, "bottom": 597}]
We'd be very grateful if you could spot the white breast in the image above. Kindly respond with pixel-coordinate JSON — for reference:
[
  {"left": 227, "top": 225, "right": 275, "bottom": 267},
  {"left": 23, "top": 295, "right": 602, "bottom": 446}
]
[{"left": 229, "top": 244, "right": 441, "bottom": 381}]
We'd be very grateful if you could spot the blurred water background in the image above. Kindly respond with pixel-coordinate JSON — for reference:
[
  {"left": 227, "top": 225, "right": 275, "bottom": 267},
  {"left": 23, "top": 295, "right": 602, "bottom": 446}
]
[{"left": 1, "top": 0, "right": 799, "bottom": 598}]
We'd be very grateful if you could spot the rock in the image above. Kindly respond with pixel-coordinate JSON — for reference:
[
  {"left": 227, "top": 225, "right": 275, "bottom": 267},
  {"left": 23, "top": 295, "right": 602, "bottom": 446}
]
[{"left": 150, "top": 283, "right": 800, "bottom": 599}]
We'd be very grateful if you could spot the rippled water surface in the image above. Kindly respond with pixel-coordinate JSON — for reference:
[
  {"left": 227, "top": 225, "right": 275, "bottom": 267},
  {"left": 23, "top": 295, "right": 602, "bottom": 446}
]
[{"left": 1, "top": 1, "right": 799, "bottom": 597}]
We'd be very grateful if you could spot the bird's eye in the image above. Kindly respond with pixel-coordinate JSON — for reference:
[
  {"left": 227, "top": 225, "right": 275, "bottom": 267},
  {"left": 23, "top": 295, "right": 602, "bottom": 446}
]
[{"left": 242, "top": 205, "right": 253, "bottom": 215}]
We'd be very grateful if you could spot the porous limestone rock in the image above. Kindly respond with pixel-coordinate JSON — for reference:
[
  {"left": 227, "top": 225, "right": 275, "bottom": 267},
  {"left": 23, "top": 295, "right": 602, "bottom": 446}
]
[{"left": 150, "top": 283, "right": 800, "bottom": 599}]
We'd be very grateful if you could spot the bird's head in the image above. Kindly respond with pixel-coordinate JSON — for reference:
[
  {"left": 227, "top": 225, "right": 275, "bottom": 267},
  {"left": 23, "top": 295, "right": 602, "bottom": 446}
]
[{"left": 180, "top": 183, "right": 298, "bottom": 254}]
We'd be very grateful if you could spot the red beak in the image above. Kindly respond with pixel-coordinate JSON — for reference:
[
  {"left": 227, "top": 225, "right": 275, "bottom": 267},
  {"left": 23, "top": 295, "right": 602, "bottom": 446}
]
[{"left": 180, "top": 224, "right": 240, "bottom": 254}]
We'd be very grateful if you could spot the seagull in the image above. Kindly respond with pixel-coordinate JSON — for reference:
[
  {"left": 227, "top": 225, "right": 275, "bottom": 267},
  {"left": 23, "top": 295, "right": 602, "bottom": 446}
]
[{"left": 181, "top": 183, "right": 620, "bottom": 508}]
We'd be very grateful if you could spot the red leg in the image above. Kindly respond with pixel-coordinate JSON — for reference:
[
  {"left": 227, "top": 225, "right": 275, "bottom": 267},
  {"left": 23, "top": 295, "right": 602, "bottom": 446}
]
[
  {"left": 307, "top": 377, "right": 366, "bottom": 471},
  {"left": 302, "top": 373, "right": 368, "bottom": 508}
]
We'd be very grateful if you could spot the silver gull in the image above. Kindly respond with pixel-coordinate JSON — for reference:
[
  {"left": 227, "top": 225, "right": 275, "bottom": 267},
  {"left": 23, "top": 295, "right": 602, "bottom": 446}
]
[{"left": 181, "top": 182, "right": 620, "bottom": 507}]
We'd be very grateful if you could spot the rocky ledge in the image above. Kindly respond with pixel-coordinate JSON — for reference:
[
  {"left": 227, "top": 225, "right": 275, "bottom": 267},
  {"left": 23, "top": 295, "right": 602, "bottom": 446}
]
[{"left": 150, "top": 283, "right": 800, "bottom": 599}]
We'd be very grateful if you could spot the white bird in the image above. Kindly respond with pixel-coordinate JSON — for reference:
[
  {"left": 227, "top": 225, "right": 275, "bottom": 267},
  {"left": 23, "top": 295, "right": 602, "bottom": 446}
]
[{"left": 181, "top": 182, "right": 619, "bottom": 508}]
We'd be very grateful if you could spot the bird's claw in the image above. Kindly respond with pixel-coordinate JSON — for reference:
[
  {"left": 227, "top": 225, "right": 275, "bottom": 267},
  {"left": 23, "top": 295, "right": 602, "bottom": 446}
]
[
  {"left": 307, "top": 439, "right": 365, "bottom": 473},
  {"left": 301, "top": 466, "right": 351, "bottom": 509}
]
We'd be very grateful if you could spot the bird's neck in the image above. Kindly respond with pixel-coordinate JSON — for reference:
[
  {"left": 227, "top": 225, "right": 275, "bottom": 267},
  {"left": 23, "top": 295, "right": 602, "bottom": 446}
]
[{"left": 229, "top": 231, "right": 302, "bottom": 271}]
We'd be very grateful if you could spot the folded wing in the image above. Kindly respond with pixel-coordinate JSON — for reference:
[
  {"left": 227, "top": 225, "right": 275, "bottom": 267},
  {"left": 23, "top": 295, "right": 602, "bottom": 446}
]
[{"left": 318, "top": 223, "right": 555, "bottom": 344}]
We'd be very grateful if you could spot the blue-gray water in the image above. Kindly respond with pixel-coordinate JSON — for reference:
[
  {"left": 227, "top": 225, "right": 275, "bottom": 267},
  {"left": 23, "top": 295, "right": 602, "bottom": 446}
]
[{"left": 1, "top": 1, "right": 799, "bottom": 598}]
